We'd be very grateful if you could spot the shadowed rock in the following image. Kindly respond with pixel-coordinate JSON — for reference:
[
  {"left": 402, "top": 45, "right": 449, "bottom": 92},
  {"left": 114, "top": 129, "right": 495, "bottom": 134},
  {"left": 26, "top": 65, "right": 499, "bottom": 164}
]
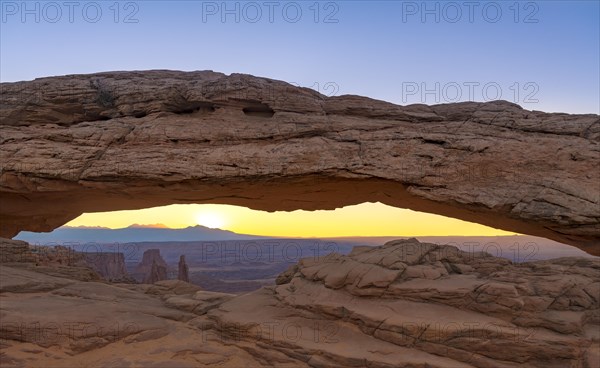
[
  {"left": 135, "top": 249, "right": 168, "bottom": 284},
  {"left": 0, "top": 238, "right": 100, "bottom": 282},
  {"left": 82, "top": 252, "right": 133, "bottom": 282},
  {"left": 178, "top": 255, "right": 189, "bottom": 283},
  {"left": 144, "top": 259, "right": 167, "bottom": 284}
]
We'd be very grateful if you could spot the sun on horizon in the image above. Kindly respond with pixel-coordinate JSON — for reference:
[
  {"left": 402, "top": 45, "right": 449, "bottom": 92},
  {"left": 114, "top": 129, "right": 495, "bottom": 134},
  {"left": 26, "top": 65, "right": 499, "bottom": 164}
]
[
  {"left": 195, "top": 211, "right": 227, "bottom": 229},
  {"left": 63, "top": 202, "right": 519, "bottom": 238}
]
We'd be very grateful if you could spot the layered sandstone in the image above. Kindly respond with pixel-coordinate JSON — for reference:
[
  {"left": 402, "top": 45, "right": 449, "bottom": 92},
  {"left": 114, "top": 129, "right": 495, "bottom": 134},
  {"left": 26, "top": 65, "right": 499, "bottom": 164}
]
[
  {"left": 82, "top": 252, "right": 132, "bottom": 282},
  {"left": 134, "top": 249, "right": 168, "bottom": 284},
  {"left": 0, "top": 238, "right": 100, "bottom": 282},
  {"left": 1, "top": 238, "right": 598, "bottom": 367},
  {"left": 207, "top": 238, "right": 600, "bottom": 367},
  {"left": 0, "top": 71, "right": 598, "bottom": 255}
]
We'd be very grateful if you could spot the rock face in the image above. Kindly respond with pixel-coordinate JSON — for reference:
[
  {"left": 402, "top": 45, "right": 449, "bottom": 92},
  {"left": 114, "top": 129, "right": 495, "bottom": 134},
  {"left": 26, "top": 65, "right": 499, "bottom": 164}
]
[
  {"left": 1, "top": 238, "right": 598, "bottom": 367},
  {"left": 207, "top": 238, "right": 600, "bottom": 367},
  {"left": 0, "top": 267, "right": 258, "bottom": 368},
  {"left": 0, "top": 238, "right": 134, "bottom": 283},
  {"left": 0, "top": 238, "right": 101, "bottom": 282},
  {"left": 81, "top": 252, "right": 132, "bottom": 282},
  {"left": 145, "top": 259, "right": 167, "bottom": 284},
  {"left": 134, "top": 249, "right": 168, "bottom": 284},
  {"left": 0, "top": 71, "right": 598, "bottom": 255},
  {"left": 178, "top": 255, "right": 189, "bottom": 282}
]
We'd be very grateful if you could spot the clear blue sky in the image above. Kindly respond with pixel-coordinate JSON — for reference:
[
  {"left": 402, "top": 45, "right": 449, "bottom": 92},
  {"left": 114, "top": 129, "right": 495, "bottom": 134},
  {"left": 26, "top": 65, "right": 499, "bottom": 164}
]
[{"left": 1, "top": 0, "right": 598, "bottom": 113}]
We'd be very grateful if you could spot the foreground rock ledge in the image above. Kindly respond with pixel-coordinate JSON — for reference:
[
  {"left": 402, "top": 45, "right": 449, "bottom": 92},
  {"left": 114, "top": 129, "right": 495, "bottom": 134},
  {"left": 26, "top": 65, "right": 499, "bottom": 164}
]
[
  {"left": 1, "top": 70, "right": 599, "bottom": 255},
  {"left": 1, "top": 238, "right": 598, "bottom": 367}
]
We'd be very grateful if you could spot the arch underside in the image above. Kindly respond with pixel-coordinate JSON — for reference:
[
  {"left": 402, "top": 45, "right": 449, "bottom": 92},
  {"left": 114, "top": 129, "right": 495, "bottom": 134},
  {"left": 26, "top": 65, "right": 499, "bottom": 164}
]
[{"left": 0, "top": 71, "right": 598, "bottom": 255}]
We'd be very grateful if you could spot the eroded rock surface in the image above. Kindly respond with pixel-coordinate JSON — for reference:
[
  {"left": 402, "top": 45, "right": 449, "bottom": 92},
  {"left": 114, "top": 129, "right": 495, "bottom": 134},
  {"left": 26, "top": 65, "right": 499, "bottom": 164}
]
[
  {"left": 1, "top": 71, "right": 598, "bottom": 254},
  {"left": 82, "top": 252, "right": 132, "bottom": 282},
  {"left": 134, "top": 249, "right": 168, "bottom": 284},
  {"left": 1, "top": 238, "right": 598, "bottom": 367},
  {"left": 204, "top": 238, "right": 600, "bottom": 367},
  {"left": 0, "top": 238, "right": 101, "bottom": 282},
  {"left": 178, "top": 255, "right": 189, "bottom": 283}
]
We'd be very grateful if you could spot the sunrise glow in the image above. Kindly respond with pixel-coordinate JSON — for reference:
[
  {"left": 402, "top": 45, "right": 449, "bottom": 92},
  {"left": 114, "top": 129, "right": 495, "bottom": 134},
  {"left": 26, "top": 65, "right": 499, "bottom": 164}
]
[
  {"left": 64, "top": 202, "right": 518, "bottom": 237},
  {"left": 195, "top": 211, "right": 227, "bottom": 229}
]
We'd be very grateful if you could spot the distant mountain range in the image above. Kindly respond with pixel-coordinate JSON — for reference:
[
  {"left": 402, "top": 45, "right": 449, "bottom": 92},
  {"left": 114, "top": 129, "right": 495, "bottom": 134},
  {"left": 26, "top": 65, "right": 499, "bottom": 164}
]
[{"left": 15, "top": 224, "right": 268, "bottom": 244}]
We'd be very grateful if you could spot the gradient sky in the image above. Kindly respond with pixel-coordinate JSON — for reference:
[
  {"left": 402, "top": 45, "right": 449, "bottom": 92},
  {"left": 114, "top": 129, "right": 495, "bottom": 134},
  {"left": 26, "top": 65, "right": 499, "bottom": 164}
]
[
  {"left": 65, "top": 203, "right": 518, "bottom": 237},
  {"left": 2, "top": 1, "right": 598, "bottom": 236},
  {"left": 2, "top": 1, "right": 598, "bottom": 113}
]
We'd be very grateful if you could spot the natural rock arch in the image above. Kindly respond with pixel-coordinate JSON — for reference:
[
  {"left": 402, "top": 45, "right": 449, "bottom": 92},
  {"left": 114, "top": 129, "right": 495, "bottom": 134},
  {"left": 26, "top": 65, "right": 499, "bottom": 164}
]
[{"left": 0, "top": 71, "right": 598, "bottom": 255}]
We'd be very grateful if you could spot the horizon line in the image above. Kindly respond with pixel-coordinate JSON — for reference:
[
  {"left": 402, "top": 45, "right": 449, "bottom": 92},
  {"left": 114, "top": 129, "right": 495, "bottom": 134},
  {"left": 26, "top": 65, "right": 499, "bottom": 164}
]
[{"left": 55, "top": 224, "right": 525, "bottom": 239}]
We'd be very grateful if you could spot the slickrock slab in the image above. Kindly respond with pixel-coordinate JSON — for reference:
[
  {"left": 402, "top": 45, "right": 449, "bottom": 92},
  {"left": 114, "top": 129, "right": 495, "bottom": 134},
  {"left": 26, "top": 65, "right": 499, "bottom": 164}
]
[
  {"left": 208, "top": 239, "right": 600, "bottom": 367},
  {"left": 1, "top": 238, "right": 599, "bottom": 367},
  {"left": 0, "top": 268, "right": 273, "bottom": 367}
]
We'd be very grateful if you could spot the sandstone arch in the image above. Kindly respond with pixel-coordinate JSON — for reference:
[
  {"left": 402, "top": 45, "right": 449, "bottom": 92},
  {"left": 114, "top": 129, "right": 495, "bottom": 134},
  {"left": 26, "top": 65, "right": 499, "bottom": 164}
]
[{"left": 0, "top": 71, "right": 598, "bottom": 255}]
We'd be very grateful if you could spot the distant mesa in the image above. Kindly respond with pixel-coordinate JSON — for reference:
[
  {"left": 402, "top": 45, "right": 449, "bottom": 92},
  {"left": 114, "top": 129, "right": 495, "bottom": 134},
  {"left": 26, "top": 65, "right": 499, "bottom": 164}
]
[
  {"left": 82, "top": 252, "right": 134, "bottom": 283},
  {"left": 134, "top": 249, "right": 169, "bottom": 284},
  {"left": 145, "top": 259, "right": 167, "bottom": 284}
]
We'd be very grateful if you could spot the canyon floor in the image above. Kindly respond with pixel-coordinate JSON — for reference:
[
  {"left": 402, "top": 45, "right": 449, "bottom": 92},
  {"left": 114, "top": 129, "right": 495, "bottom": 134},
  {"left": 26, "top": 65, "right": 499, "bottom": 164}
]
[{"left": 1, "top": 237, "right": 599, "bottom": 368}]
